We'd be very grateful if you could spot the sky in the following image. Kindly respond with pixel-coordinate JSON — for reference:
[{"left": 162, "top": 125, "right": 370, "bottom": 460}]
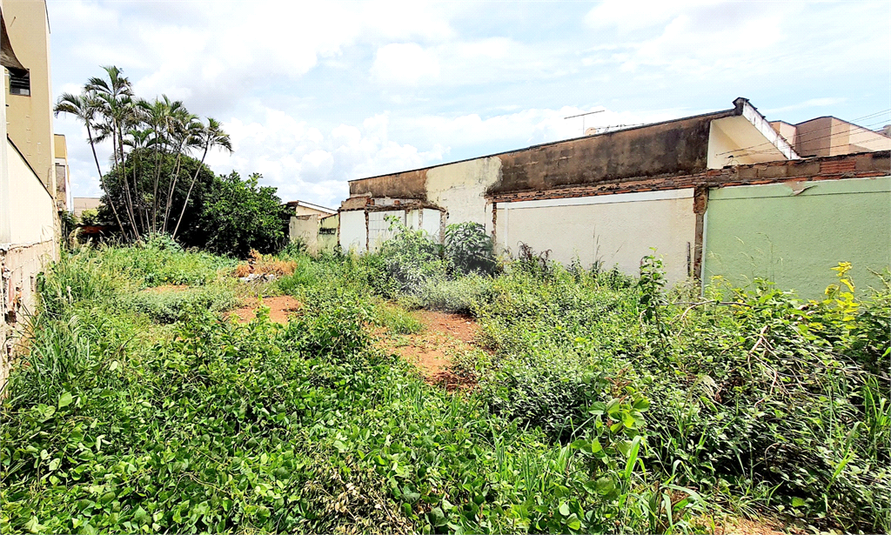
[{"left": 48, "top": 0, "right": 891, "bottom": 209}]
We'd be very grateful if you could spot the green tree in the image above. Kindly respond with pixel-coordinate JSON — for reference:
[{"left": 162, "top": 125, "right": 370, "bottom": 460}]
[
  {"left": 99, "top": 150, "right": 216, "bottom": 246},
  {"left": 172, "top": 118, "right": 232, "bottom": 239},
  {"left": 55, "top": 66, "right": 232, "bottom": 242},
  {"left": 196, "top": 172, "right": 290, "bottom": 257}
]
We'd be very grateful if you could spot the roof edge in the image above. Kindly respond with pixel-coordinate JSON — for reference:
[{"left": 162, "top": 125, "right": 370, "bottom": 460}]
[{"left": 349, "top": 102, "right": 742, "bottom": 184}]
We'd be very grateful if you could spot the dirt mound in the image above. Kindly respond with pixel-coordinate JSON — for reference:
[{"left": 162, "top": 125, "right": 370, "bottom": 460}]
[{"left": 230, "top": 295, "right": 302, "bottom": 324}]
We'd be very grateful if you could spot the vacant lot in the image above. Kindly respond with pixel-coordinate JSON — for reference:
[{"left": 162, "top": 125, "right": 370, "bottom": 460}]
[{"left": 1, "top": 238, "right": 888, "bottom": 534}]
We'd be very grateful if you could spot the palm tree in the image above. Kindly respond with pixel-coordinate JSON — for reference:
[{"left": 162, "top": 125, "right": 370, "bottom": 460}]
[
  {"left": 89, "top": 66, "right": 142, "bottom": 240},
  {"left": 123, "top": 127, "right": 156, "bottom": 233},
  {"left": 161, "top": 110, "right": 201, "bottom": 233},
  {"left": 53, "top": 90, "right": 128, "bottom": 236},
  {"left": 139, "top": 96, "right": 193, "bottom": 234},
  {"left": 172, "top": 118, "right": 232, "bottom": 239}
]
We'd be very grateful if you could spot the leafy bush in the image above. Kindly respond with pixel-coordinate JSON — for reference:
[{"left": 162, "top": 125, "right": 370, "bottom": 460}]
[
  {"left": 125, "top": 285, "right": 238, "bottom": 323},
  {"left": 366, "top": 217, "right": 445, "bottom": 297},
  {"left": 417, "top": 274, "right": 493, "bottom": 314},
  {"left": 196, "top": 172, "right": 291, "bottom": 258},
  {"left": 444, "top": 221, "right": 496, "bottom": 276},
  {"left": 472, "top": 258, "right": 891, "bottom": 531}
]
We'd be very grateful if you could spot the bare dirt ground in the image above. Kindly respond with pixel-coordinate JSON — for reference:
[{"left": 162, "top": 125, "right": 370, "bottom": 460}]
[
  {"left": 377, "top": 309, "right": 480, "bottom": 391},
  {"left": 701, "top": 516, "right": 805, "bottom": 535},
  {"left": 229, "top": 295, "right": 302, "bottom": 324}
]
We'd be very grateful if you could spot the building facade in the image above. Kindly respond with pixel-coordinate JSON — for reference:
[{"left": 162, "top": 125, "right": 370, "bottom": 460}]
[{"left": 1, "top": 0, "right": 62, "bottom": 391}]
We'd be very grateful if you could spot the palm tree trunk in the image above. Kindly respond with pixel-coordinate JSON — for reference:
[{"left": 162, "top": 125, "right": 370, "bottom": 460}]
[
  {"left": 162, "top": 150, "right": 184, "bottom": 234},
  {"left": 86, "top": 122, "right": 127, "bottom": 240},
  {"left": 171, "top": 144, "right": 208, "bottom": 239}
]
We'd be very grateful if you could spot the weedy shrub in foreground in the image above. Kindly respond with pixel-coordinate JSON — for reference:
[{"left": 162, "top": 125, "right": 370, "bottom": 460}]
[
  {"left": 443, "top": 221, "right": 497, "bottom": 276},
  {"left": 471, "top": 258, "right": 890, "bottom": 532},
  {"left": 417, "top": 274, "right": 494, "bottom": 314},
  {"left": 373, "top": 301, "right": 425, "bottom": 335},
  {"left": 366, "top": 219, "right": 446, "bottom": 298},
  {"left": 98, "top": 239, "right": 233, "bottom": 287},
  {"left": 3, "top": 245, "right": 710, "bottom": 535}
]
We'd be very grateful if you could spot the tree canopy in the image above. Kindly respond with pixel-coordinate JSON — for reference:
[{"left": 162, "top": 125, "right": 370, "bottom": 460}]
[{"left": 56, "top": 66, "right": 291, "bottom": 257}]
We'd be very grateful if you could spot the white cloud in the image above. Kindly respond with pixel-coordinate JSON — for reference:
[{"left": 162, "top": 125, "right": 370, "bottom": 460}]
[
  {"left": 585, "top": 0, "right": 723, "bottom": 31},
  {"left": 371, "top": 43, "right": 440, "bottom": 85},
  {"left": 47, "top": 0, "right": 889, "bottom": 210}
]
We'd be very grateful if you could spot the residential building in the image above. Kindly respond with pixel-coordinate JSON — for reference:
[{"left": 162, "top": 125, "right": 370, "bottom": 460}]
[
  {"left": 1, "top": 0, "right": 60, "bottom": 390},
  {"left": 770, "top": 117, "right": 891, "bottom": 157},
  {"left": 73, "top": 196, "right": 103, "bottom": 219}
]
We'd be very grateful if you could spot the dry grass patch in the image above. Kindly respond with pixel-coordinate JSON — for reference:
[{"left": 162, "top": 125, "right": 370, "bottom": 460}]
[{"left": 233, "top": 249, "right": 298, "bottom": 278}]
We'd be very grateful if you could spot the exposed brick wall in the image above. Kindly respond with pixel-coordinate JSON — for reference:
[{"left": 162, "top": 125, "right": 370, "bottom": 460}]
[{"left": 487, "top": 151, "right": 890, "bottom": 203}]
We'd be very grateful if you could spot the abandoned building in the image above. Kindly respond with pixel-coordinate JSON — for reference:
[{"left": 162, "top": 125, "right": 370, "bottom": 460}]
[
  {"left": 1, "top": 0, "right": 68, "bottom": 389},
  {"left": 332, "top": 98, "right": 890, "bottom": 297},
  {"left": 286, "top": 199, "right": 338, "bottom": 254}
]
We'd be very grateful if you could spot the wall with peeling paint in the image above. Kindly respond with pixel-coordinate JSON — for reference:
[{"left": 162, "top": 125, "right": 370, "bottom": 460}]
[
  {"left": 703, "top": 176, "right": 891, "bottom": 298},
  {"left": 426, "top": 157, "right": 501, "bottom": 229}
]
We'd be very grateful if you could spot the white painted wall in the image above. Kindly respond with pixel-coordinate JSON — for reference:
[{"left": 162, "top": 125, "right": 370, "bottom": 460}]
[
  {"left": 425, "top": 157, "right": 501, "bottom": 227},
  {"left": 339, "top": 210, "right": 367, "bottom": 253},
  {"left": 367, "top": 210, "right": 405, "bottom": 251},
  {"left": 495, "top": 189, "right": 696, "bottom": 284},
  {"left": 420, "top": 208, "right": 442, "bottom": 241}
]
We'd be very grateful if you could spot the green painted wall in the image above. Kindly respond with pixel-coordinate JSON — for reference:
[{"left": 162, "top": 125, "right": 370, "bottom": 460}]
[
  {"left": 318, "top": 214, "right": 339, "bottom": 253},
  {"left": 703, "top": 176, "right": 891, "bottom": 298}
]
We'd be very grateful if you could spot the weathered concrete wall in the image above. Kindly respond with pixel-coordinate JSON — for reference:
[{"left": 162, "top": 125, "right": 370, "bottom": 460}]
[
  {"left": 289, "top": 215, "right": 320, "bottom": 253},
  {"left": 495, "top": 189, "right": 696, "bottom": 285},
  {"left": 703, "top": 176, "right": 891, "bottom": 298},
  {"left": 349, "top": 168, "right": 427, "bottom": 199},
  {"left": 426, "top": 157, "right": 501, "bottom": 227},
  {"left": 318, "top": 214, "right": 338, "bottom": 253},
  {"left": 489, "top": 111, "right": 732, "bottom": 196},
  {"left": 348, "top": 110, "right": 738, "bottom": 202},
  {"left": 1, "top": 240, "right": 56, "bottom": 391}
]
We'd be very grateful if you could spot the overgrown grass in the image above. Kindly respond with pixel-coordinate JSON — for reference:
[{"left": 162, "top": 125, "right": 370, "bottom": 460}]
[{"left": 2, "top": 241, "right": 888, "bottom": 534}]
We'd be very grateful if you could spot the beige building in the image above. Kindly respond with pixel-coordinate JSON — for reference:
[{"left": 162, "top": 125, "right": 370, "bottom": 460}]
[
  {"left": 73, "top": 196, "right": 103, "bottom": 219},
  {"left": 1, "top": 0, "right": 61, "bottom": 390},
  {"left": 285, "top": 200, "right": 338, "bottom": 254},
  {"left": 770, "top": 117, "right": 891, "bottom": 157}
]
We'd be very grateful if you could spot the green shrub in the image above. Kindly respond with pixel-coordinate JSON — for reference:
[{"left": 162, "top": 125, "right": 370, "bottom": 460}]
[
  {"left": 417, "top": 274, "right": 493, "bottom": 314},
  {"left": 125, "top": 285, "right": 238, "bottom": 323},
  {"left": 366, "top": 218, "right": 445, "bottom": 298},
  {"left": 444, "top": 221, "right": 496, "bottom": 276}
]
